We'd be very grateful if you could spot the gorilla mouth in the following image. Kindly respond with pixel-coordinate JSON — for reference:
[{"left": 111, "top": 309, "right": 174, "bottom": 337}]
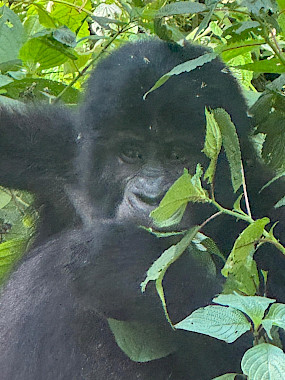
[
  {"left": 126, "top": 193, "right": 160, "bottom": 216},
  {"left": 135, "top": 193, "right": 163, "bottom": 207}
]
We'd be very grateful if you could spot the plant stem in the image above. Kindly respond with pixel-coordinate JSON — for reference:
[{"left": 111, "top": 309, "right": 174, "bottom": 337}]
[
  {"left": 53, "top": 26, "right": 130, "bottom": 103},
  {"left": 212, "top": 200, "right": 285, "bottom": 256}
]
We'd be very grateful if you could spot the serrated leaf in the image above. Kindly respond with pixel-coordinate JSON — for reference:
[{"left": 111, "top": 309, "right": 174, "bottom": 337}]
[
  {"left": 203, "top": 108, "right": 222, "bottom": 184},
  {"left": 150, "top": 168, "right": 209, "bottom": 227},
  {"left": 263, "top": 303, "right": 285, "bottom": 339},
  {"left": 222, "top": 218, "right": 269, "bottom": 277},
  {"left": 175, "top": 305, "right": 251, "bottom": 343},
  {"left": 213, "top": 294, "right": 275, "bottom": 329},
  {"left": 141, "top": 227, "right": 198, "bottom": 291},
  {"left": 213, "top": 109, "right": 243, "bottom": 192},
  {"left": 241, "top": 343, "right": 285, "bottom": 380},
  {"left": 144, "top": 52, "right": 217, "bottom": 98},
  {"left": 222, "top": 218, "right": 270, "bottom": 295},
  {"left": 51, "top": 0, "right": 91, "bottom": 35}
]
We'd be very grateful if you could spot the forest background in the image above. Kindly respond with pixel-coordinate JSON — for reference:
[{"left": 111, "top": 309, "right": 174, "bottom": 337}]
[{"left": 0, "top": 0, "right": 284, "bottom": 286}]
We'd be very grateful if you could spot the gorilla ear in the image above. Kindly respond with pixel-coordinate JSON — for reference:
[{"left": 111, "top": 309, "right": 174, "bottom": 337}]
[{"left": 0, "top": 105, "right": 77, "bottom": 190}]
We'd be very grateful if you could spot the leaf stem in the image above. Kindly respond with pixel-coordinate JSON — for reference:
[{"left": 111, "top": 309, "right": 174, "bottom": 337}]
[
  {"left": 241, "top": 162, "right": 252, "bottom": 218},
  {"left": 53, "top": 25, "right": 131, "bottom": 103}
]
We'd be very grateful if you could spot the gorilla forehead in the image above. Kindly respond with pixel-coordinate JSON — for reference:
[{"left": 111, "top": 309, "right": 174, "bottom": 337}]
[{"left": 83, "top": 39, "right": 246, "bottom": 136}]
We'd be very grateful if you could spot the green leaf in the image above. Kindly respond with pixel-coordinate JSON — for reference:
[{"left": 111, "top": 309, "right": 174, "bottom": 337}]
[
  {"left": 275, "top": 196, "right": 285, "bottom": 208},
  {"left": 241, "top": 343, "right": 285, "bottom": 380},
  {"left": 234, "top": 58, "right": 285, "bottom": 74},
  {"left": 3, "top": 78, "right": 79, "bottom": 104},
  {"left": 257, "top": 111, "right": 285, "bottom": 171},
  {"left": 150, "top": 167, "right": 209, "bottom": 227},
  {"left": 233, "top": 194, "right": 246, "bottom": 215},
  {"left": 141, "top": 227, "right": 198, "bottom": 291},
  {"left": 244, "top": 0, "right": 277, "bottom": 15},
  {"left": 0, "top": 189, "right": 12, "bottom": 209},
  {"left": 212, "top": 374, "right": 239, "bottom": 380},
  {"left": 108, "top": 319, "right": 177, "bottom": 362},
  {"left": 228, "top": 52, "right": 254, "bottom": 90},
  {"left": 144, "top": 52, "right": 217, "bottom": 98},
  {"left": 0, "top": 74, "right": 13, "bottom": 88},
  {"left": 51, "top": 0, "right": 92, "bottom": 33},
  {"left": 213, "top": 294, "right": 275, "bottom": 329},
  {"left": 155, "top": 1, "right": 205, "bottom": 17},
  {"left": 213, "top": 108, "right": 243, "bottom": 193},
  {"left": 0, "top": 238, "right": 26, "bottom": 282},
  {"left": 220, "top": 40, "right": 264, "bottom": 62},
  {"left": 53, "top": 26, "right": 77, "bottom": 47},
  {"left": 192, "top": 232, "right": 225, "bottom": 262},
  {"left": 194, "top": 0, "right": 218, "bottom": 38},
  {"left": 203, "top": 108, "right": 222, "bottom": 184},
  {"left": 19, "top": 37, "right": 76, "bottom": 71},
  {"left": 222, "top": 218, "right": 270, "bottom": 295},
  {"left": 175, "top": 305, "right": 251, "bottom": 343},
  {"left": 263, "top": 303, "right": 285, "bottom": 339},
  {"left": 0, "top": 6, "right": 27, "bottom": 65}
]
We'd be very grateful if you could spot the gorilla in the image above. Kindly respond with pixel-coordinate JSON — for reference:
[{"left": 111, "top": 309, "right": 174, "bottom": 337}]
[{"left": 0, "top": 39, "right": 284, "bottom": 380}]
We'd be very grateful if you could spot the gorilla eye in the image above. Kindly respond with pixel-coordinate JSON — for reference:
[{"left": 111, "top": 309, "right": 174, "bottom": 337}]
[{"left": 120, "top": 145, "right": 143, "bottom": 163}]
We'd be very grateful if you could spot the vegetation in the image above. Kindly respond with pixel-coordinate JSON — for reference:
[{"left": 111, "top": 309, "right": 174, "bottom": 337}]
[{"left": 0, "top": 0, "right": 284, "bottom": 378}]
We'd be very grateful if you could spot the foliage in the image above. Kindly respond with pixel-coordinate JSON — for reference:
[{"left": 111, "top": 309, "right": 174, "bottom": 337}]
[
  {"left": 142, "top": 108, "right": 285, "bottom": 377},
  {"left": 0, "top": 187, "right": 36, "bottom": 283},
  {"left": 0, "top": 0, "right": 284, "bottom": 377},
  {"left": 176, "top": 294, "right": 285, "bottom": 379}
]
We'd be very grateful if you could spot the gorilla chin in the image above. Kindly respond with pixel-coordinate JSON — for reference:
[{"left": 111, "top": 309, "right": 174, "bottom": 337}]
[{"left": 0, "top": 38, "right": 284, "bottom": 380}]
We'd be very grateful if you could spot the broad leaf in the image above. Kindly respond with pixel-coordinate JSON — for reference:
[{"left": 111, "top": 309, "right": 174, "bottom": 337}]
[
  {"left": 241, "top": 343, "right": 285, "bottom": 380},
  {"left": 175, "top": 305, "right": 251, "bottom": 343},
  {"left": 213, "top": 294, "right": 275, "bottom": 329},
  {"left": 108, "top": 319, "right": 177, "bottom": 362},
  {"left": 141, "top": 227, "right": 198, "bottom": 291},
  {"left": 150, "top": 167, "right": 209, "bottom": 227},
  {"left": 0, "top": 6, "right": 26, "bottom": 66},
  {"left": 263, "top": 303, "right": 285, "bottom": 339},
  {"left": 222, "top": 218, "right": 269, "bottom": 295}
]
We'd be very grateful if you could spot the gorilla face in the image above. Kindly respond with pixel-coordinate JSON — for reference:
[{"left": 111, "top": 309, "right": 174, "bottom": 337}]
[
  {"left": 110, "top": 132, "right": 204, "bottom": 222},
  {"left": 79, "top": 40, "right": 249, "bottom": 228}
]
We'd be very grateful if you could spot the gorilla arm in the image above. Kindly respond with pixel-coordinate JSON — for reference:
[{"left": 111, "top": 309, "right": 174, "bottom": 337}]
[{"left": 0, "top": 106, "right": 78, "bottom": 235}]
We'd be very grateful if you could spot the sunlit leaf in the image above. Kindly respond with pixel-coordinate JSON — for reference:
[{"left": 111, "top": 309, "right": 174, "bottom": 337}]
[
  {"left": 213, "top": 293, "right": 275, "bottom": 329},
  {"left": 241, "top": 343, "right": 285, "bottom": 380},
  {"left": 175, "top": 305, "right": 251, "bottom": 343}
]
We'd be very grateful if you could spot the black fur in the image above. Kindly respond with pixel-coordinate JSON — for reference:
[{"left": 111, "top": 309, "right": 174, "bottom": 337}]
[{"left": 0, "top": 39, "right": 284, "bottom": 379}]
